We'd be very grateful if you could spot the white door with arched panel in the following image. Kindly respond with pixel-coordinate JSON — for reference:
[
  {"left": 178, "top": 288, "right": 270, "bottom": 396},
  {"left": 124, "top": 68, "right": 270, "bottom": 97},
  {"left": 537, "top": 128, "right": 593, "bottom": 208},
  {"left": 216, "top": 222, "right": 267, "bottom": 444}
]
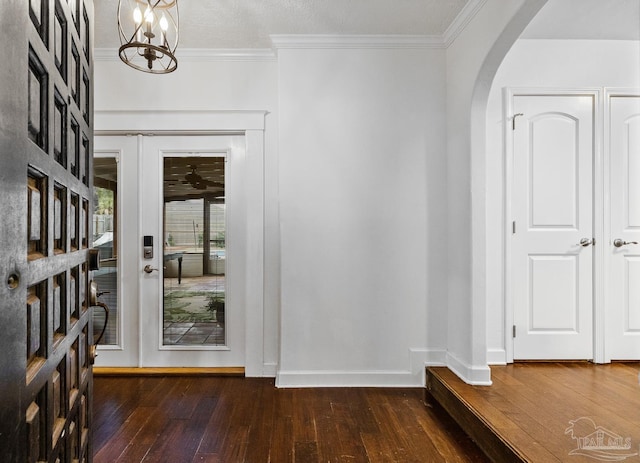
[
  {"left": 608, "top": 93, "right": 640, "bottom": 360},
  {"left": 511, "top": 94, "right": 595, "bottom": 360}
]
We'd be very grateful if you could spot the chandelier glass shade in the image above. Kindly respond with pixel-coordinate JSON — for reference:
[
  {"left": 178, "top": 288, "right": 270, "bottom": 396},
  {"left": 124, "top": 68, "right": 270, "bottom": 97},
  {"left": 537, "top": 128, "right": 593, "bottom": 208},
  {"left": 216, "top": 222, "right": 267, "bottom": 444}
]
[{"left": 117, "top": 0, "right": 179, "bottom": 74}]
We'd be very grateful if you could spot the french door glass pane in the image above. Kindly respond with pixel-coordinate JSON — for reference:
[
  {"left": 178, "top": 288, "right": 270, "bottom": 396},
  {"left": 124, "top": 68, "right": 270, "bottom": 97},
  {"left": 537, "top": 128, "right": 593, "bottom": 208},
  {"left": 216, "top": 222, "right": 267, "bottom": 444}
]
[
  {"left": 92, "top": 157, "right": 118, "bottom": 345},
  {"left": 163, "top": 156, "right": 225, "bottom": 346}
]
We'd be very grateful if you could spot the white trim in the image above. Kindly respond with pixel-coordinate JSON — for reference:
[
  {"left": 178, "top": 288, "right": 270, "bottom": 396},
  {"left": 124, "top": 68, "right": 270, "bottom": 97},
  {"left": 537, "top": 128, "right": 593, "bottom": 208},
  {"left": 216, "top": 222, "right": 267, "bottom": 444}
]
[
  {"left": 503, "top": 87, "right": 515, "bottom": 364},
  {"left": 98, "top": 3, "right": 488, "bottom": 61},
  {"left": 276, "top": 348, "right": 436, "bottom": 387},
  {"left": 95, "top": 110, "right": 267, "bottom": 134},
  {"left": 243, "top": 130, "right": 266, "bottom": 377},
  {"left": 487, "top": 348, "right": 507, "bottom": 365},
  {"left": 262, "top": 362, "right": 278, "bottom": 377},
  {"left": 136, "top": 134, "right": 144, "bottom": 368},
  {"left": 593, "top": 89, "right": 606, "bottom": 364},
  {"left": 419, "top": 348, "right": 448, "bottom": 367},
  {"left": 94, "top": 110, "right": 268, "bottom": 377},
  {"left": 270, "top": 34, "right": 444, "bottom": 50},
  {"left": 503, "top": 88, "right": 603, "bottom": 364},
  {"left": 442, "top": 0, "right": 488, "bottom": 47},
  {"left": 275, "top": 370, "right": 421, "bottom": 388},
  {"left": 446, "top": 352, "right": 492, "bottom": 386},
  {"left": 94, "top": 48, "right": 276, "bottom": 62}
]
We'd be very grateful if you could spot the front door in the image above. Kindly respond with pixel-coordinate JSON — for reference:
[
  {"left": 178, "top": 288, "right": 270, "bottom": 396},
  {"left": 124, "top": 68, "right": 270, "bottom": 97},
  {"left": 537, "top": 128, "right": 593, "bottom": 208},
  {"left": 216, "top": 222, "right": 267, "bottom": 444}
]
[
  {"left": 511, "top": 94, "right": 595, "bottom": 360},
  {"left": 0, "top": 1, "right": 95, "bottom": 461},
  {"left": 608, "top": 94, "right": 640, "bottom": 360}
]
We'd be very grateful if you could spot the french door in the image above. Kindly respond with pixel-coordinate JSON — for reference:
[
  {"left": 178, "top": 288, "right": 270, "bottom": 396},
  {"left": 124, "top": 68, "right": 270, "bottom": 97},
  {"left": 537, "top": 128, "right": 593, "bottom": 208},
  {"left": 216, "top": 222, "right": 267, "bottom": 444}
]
[
  {"left": 93, "top": 134, "right": 246, "bottom": 368},
  {"left": 0, "top": 1, "right": 95, "bottom": 461}
]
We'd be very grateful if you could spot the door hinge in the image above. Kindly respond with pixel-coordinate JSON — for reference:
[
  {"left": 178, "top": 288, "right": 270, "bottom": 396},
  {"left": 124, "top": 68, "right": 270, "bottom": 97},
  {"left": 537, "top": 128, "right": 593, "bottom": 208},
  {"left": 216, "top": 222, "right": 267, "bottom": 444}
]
[
  {"left": 512, "top": 221, "right": 516, "bottom": 234},
  {"left": 513, "top": 325, "right": 516, "bottom": 338},
  {"left": 512, "top": 113, "right": 524, "bottom": 130}
]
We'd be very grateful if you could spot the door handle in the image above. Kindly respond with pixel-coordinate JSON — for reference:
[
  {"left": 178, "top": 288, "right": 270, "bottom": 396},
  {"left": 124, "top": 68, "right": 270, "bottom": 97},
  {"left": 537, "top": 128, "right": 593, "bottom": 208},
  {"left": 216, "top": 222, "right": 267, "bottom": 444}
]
[
  {"left": 89, "top": 280, "right": 110, "bottom": 365},
  {"left": 143, "top": 265, "right": 159, "bottom": 273},
  {"left": 579, "top": 238, "right": 594, "bottom": 247},
  {"left": 613, "top": 239, "right": 638, "bottom": 248}
]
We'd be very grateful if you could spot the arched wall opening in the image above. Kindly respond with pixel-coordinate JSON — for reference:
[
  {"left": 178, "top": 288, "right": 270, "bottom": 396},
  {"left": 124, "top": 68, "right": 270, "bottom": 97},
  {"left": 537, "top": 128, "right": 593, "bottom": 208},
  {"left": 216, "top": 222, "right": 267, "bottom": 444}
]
[{"left": 445, "top": 0, "right": 548, "bottom": 385}]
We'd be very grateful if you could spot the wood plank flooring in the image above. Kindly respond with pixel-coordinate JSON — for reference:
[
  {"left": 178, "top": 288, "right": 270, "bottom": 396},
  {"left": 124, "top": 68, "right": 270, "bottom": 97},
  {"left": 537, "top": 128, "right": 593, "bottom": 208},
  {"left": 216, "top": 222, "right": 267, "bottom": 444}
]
[
  {"left": 426, "top": 362, "right": 640, "bottom": 463},
  {"left": 93, "top": 376, "right": 488, "bottom": 462}
]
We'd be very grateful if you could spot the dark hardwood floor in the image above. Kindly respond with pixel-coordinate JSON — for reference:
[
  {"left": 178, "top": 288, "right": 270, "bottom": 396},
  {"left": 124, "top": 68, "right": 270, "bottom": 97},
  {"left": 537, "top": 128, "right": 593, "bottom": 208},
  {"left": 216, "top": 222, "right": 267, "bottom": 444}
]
[{"left": 93, "top": 376, "right": 488, "bottom": 462}]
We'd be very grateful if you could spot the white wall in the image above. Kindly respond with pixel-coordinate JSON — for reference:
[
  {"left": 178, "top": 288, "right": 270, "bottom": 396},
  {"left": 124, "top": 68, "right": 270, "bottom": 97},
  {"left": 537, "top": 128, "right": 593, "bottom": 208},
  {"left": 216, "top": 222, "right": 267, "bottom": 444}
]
[
  {"left": 444, "top": 0, "right": 546, "bottom": 385},
  {"left": 94, "top": 56, "right": 281, "bottom": 374},
  {"left": 276, "top": 47, "right": 447, "bottom": 386},
  {"left": 485, "top": 39, "right": 640, "bottom": 363}
]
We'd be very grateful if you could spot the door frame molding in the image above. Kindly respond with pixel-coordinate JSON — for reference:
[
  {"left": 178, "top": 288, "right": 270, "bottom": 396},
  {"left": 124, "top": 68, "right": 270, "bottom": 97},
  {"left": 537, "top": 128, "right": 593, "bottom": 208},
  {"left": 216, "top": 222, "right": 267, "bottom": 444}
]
[
  {"left": 95, "top": 109, "right": 268, "bottom": 376},
  {"left": 503, "top": 88, "right": 604, "bottom": 363}
]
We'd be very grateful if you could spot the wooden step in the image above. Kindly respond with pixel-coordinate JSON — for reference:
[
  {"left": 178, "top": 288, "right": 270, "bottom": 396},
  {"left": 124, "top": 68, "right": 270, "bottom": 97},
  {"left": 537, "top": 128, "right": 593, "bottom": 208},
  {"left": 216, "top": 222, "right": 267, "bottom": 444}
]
[{"left": 425, "top": 367, "right": 526, "bottom": 463}]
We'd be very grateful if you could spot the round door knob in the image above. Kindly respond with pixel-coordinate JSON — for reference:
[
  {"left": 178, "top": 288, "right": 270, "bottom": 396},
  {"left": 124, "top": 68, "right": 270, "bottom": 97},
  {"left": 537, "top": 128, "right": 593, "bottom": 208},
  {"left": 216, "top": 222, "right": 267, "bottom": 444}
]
[{"left": 579, "top": 238, "right": 594, "bottom": 247}]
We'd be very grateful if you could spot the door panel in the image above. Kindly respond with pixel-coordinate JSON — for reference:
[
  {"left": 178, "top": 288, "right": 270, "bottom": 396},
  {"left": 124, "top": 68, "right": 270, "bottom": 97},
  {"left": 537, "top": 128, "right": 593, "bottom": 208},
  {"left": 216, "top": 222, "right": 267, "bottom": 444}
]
[
  {"left": 529, "top": 255, "right": 578, "bottom": 330},
  {"left": 512, "top": 95, "right": 594, "bottom": 360},
  {"left": 0, "top": 1, "right": 94, "bottom": 461},
  {"left": 93, "top": 136, "right": 139, "bottom": 367},
  {"left": 141, "top": 136, "right": 246, "bottom": 367},
  {"left": 608, "top": 95, "right": 640, "bottom": 360}
]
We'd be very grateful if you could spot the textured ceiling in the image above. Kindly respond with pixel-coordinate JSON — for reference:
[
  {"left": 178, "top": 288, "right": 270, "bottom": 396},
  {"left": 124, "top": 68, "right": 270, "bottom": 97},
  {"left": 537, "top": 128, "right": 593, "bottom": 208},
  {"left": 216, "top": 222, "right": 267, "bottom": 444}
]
[
  {"left": 95, "top": 0, "right": 640, "bottom": 50},
  {"left": 94, "top": 0, "right": 468, "bottom": 49}
]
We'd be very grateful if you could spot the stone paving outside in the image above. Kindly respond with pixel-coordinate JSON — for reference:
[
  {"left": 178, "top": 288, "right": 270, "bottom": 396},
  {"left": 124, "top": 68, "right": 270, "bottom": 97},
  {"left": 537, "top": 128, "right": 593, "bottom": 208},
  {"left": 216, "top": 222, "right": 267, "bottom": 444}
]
[{"left": 163, "top": 275, "right": 225, "bottom": 346}]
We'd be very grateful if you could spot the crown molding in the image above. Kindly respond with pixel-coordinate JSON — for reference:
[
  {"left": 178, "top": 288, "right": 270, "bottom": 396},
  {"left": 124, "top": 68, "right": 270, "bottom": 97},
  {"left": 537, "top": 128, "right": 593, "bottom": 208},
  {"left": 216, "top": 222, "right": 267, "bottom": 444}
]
[
  {"left": 94, "top": 48, "right": 276, "bottom": 62},
  {"left": 95, "top": 2, "right": 488, "bottom": 61},
  {"left": 442, "top": 0, "right": 488, "bottom": 47},
  {"left": 270, "top": 34, "right": 445, "bottom": 50}
]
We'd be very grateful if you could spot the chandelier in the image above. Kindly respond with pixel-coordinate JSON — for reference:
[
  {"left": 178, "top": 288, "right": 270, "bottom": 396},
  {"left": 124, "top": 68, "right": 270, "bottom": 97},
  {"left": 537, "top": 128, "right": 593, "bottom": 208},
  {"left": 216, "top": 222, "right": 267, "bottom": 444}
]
[{"left": 117, "top": 0, "right": 179, "bottom": 74}]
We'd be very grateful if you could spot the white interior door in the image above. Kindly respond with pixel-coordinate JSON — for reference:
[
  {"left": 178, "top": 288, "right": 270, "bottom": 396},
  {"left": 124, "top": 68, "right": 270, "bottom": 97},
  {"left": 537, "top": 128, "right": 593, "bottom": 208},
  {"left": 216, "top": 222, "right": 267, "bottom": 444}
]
[
  {"left": 608, "top": 94, "right": 640, "bottom": 360},
  {"left": 511, "top": 94, "right": 595, "bottom": 360}
]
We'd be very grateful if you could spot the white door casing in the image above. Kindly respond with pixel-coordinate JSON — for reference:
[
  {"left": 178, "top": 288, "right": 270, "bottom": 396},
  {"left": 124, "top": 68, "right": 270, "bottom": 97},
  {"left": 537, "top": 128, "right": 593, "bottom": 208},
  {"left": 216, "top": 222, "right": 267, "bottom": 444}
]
[
  {"left": 94, "top": 109, "right": 268, "bottom": 374},
  {"left": 511, "top": 94, "right": 596, "bottom": 360},
  {"left": 607, "top": 93, "right": 640, "bottom": 360}
]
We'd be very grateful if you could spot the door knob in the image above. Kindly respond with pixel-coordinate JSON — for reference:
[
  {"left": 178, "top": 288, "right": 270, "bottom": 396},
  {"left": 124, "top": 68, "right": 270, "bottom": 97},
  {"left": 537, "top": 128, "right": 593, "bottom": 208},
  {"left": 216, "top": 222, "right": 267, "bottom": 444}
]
[
  {"left": 143, "top": 265, "right": 159, "bottom": 273},
  {"left": 613, "top": 239, "right": 638, "bottom": 248},
  {"left": 579, "top": 238, "right": 594, "bottom": 247}
]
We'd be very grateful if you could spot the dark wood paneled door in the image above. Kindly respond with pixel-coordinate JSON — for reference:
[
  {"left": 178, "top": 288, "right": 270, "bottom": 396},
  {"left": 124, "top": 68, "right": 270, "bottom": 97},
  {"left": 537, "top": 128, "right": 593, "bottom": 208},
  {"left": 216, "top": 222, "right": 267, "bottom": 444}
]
[{"left": 0, "top": 0, "right": 94, "bottom": 461}]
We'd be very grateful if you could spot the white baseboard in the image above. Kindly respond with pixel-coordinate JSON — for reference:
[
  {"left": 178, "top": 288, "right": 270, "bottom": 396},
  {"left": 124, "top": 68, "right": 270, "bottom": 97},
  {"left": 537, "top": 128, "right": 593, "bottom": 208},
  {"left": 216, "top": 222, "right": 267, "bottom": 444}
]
[
  {"left": 262, "top": 362, "right": 278, "bottom": 377},
  {"left": 275, "top": 370, "right": 422, "bottom": 388},
  {"left": 275, "top": 347, "right": 441, "bottom": 388},
  {"left": 445, "top": 352, "right": 492, "bottom": 386},
  {"left": 487, "top": 348, "right": 507, "bottom": 365}
]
